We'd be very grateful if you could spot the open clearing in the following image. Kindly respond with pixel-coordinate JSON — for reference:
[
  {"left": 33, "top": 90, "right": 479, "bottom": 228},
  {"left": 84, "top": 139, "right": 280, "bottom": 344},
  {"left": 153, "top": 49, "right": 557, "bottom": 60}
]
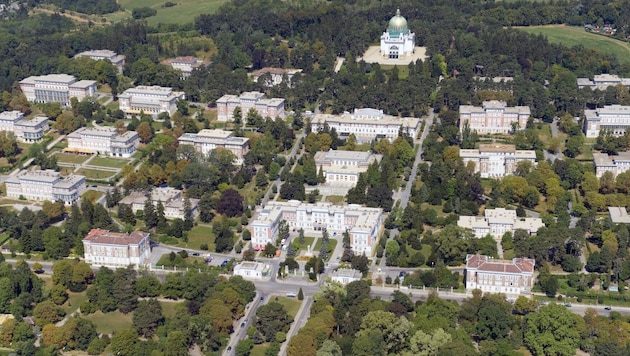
[
  {"left": 85, "top": 310, "right": 133, "bottom": 335},
  {"left": 89, "top": 156, "right": 131, "bottom": 169},
  {"left": 76, "top": 168, "right": 117, "bottom": 180},
  {"left": 106, "top": 0, "right": 229, "bottom": 26},
  {"left": 515, "top": 25, "right": 630, "bottom": 65}
]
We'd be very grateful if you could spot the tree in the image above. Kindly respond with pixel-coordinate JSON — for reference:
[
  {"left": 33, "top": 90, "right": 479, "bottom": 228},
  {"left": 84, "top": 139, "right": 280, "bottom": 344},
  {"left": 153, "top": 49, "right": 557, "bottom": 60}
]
[
  {"left": 110, "top": 328, "right": 138, "bottom": 356},
  {"left": 353, "top": 310, "right": 411, "bottom": 355},
  {"left": 524, "top": 304, "right": 585, "bottom": 356},
  {"left": 408, "top": 328, "right": 452, "bottom": 356},
  {"left": 198, "top": 192, "right": 214, "bottom": 223},
  {"left": 317, "top": 340, "right": 342, "bottom": 356},
  {"left": 217, "top": 189, "right": 244, "bottom": 217},
  {"left": 164, "top": 330, "right": 188, "bottom": 356},
  {"left": 132, "top": 298, "right": 164, "bottom": 338},
  {"left": 33, "top": 300, "right": 66, "bottom": 326},
  {"left": 236, "top": 339, "right": 254, "bottom": 356},
  {"left": 43, "top": 226, "right": 69, "bottom": 259},
  {"left": 297, "top": 287, "right": 304, "bottom": 301},
  {"left": 476, "top": 295, "right": 513, "bottom": 340},
  {"left": 137, "top": 121, "right": 153, "bottom": 144},
  {"left": 256, "top": 301, "right": 292, "bottom": 342},
  {"left": 112, "top": 266, "right": 138, "bottom": 314}
]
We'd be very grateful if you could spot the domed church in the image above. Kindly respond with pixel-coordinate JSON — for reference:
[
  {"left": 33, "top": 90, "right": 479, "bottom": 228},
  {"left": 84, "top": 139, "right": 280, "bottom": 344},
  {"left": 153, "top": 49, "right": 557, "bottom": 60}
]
[{"left": 380, "top": 9, "right": 415, "bottom": 59}]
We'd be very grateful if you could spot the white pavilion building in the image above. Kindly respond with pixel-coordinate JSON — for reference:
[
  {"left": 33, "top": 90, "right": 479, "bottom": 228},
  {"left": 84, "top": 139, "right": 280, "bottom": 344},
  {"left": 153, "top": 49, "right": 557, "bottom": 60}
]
[{"left": 380, "top": 9, "right": 416, "bottom": 59}]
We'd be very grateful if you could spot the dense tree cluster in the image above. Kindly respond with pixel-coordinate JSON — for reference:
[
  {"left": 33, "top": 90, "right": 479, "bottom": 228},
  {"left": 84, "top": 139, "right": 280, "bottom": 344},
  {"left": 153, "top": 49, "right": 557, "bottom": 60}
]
[{"left": 287, "top": 282, "right": 630, "bottom": 356}]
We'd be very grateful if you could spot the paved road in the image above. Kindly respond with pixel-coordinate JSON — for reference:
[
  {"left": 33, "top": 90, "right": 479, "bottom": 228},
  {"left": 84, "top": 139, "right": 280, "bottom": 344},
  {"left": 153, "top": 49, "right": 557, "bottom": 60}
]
[
  {"left": 224, "top": 291, "right": 263, "bottom": 355},
  {"left": 545, "top": 118, "right": 562, "bottom": 162},
  {"left": 279, "top": 296, "right": 313, "bottom": 355},
  {"left": 380, "top": 111, "right": 434, "bottom": 268}
]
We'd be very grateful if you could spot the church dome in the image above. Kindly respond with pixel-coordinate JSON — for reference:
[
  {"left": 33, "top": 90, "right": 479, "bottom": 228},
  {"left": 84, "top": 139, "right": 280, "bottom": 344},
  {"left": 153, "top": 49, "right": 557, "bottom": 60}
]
[{"left": 388, "top": 9, "right": 409, "bottom": 37}]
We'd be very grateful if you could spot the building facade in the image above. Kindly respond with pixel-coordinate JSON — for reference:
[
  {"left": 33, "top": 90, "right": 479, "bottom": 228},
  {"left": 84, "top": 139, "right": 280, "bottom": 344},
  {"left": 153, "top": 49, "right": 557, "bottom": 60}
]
[
  {"left": 0, "top": 111, "right": 49, "bottom": 142},
  {"left": 117, "top": 86, "right": 185, "bottom": 116},
  {"left": 459, "top": 144, "right": 536, "bottom": 179},
  {"left": 66, "top": 127, "right": 139, "bottom": 157},
  {"left": 82, "top": 229, "right": 151, "bottom": 268},
  {"left": 609, "top": 207, "right": 630, "bottom": 224},
  {"left": 593, "top": 152, "right": 630, "bottom": 178},
  {"left": 74, "top": 50, "right": 126, "bottom": 73},
  {"left": 311, "top": 108, "right": 420, "bottom": 143},
  {"left": 216, "top": 91, "right": 285, "bottom": 121},
  {"left": 313, "top": 150, "right": 382, "bottom": 186},
  {"left": 233, "top": 262, "right": 270, "bottom": 279},
  {"left": 330, "top": 269, "right": 363, "bottom": 285},
  {"left": 4, "top": 169, "right": 86, "bottom": 205},
  {"left": 465, "top": 254, "right": 535, "bottom": 295},
  {"left": 161, "top": 56, "right": 211, "bottom": 79},
  {"left": 250, "top": 67, "right": 302, "bottom": 87},
  {"left": 178, "top": 129, "right": 250, "bottom": 164},
  {"left": 577, "top": 74, "right": 630, "bottom": 90},
  {"left": 380, "top": 9, "right": 415, "bottom": 59},
  {"left": 249, "top": 200, "right": 384, "bottom": 256},
  {"left": 19, "top": 74, "right": 97, "bottom": 106},
  {"left": 584, "top": 105, "right": 630, "bottom": 138},
  {"left": 458, "top": 208, "right": 545, "bottom": 238},
  {"left": 118, "top": 187, "right": 199, "bottom": 220},
  {"left": 459, "top": 100, "right": 531, "bottom": 134}
]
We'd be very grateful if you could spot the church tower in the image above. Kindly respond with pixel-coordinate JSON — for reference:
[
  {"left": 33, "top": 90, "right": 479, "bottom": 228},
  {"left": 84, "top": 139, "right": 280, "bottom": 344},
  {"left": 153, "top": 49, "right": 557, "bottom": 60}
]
[{"left": 380, "top": 9, "right": 416, "bottom": 59}]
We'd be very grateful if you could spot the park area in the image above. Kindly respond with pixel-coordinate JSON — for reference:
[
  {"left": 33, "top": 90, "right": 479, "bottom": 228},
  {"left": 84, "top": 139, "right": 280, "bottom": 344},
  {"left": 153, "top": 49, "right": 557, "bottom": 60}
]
[
  {"left": 89, "top": 156, "right": 131, "bottom": 169},
  {"left": 515, "top": 25, "right": 630, "bottom": 65},
  {"left": 106, "top": 0, "right": 229, "bottom": 25}
]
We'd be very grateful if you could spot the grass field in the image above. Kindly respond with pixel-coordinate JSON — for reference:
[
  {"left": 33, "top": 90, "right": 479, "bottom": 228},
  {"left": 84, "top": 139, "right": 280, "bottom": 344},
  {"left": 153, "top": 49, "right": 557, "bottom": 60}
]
[
  {"left": 160, "top": 301, "right": 185, "bottom": 319},
  {"left": 106, "top": 0, "right": 229, "bottom": 26},
  {"left": 85, "top": 310, "right": 133, "bottom": 335},
  {"left": 63, "top": 291, "right": 88, "bottom": 315},
  {"left": 55, "top": 153, "right": 92, "bottom": 165},
  {"left": 89, "top": 156, "right": 131, "bottom": 168},
  {"left": 515, "top": 25, "right": 630, "bottom": 65},
  {"left": 83, "top": 190, "right": 105, "bottom": 203},
  {"left": 325, "top": 195, "right": 345, "bottom": 204},
  {"left": 76, "top": 168, "right": 117, "bottom": 180},
  {"left": 292, "top": 236, "right": 315, "bottom": 251},
  {"left": 275, "top": 296, "right": 302, "bottom": 318},
  {"left": 161, "top": 224, "right": 216, "bottom": 250}
]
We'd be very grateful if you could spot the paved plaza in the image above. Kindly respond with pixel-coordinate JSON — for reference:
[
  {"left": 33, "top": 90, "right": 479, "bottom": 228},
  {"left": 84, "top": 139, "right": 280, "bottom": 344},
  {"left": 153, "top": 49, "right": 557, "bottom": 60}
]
[{"left": 359, "top": 45, "right": 428, "bottom": 65}]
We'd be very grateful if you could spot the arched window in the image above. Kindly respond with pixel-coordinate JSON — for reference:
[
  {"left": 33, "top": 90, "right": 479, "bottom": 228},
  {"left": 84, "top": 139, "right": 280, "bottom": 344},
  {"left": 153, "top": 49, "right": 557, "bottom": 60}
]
[{"left": 389, "top": 46, "right": 399, "bottom": 59}]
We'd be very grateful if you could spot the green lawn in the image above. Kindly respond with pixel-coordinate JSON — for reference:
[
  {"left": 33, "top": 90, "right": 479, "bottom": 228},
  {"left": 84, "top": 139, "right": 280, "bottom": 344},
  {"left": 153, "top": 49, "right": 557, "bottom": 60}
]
[
  {"left": 63, "top": 291, "right": 89, "bottom": 315},
  {"left": 292, "top": 236, "right": 315, "bottom": 251},
  {"left": 89, "top": 156, "right": 131, "bottom": 168},
  {"left": 76, "top": 168, "right": 117, "bottom": 180},
  {"left": 55, "top": 153, "right": 92, "bottom": 164},
  {"left": 325, "top": 195, "right": 345, "bottom": 205},
  {"left": 85, "top": 310, "right": 133, "bottom": 335},
  {"left": 515, "top": 25, "right": 630, "bottom": 65},
  {"left": 107, "top": 0, "right": 229, "bottom": 26},
  {"left": 83, "top": 190, "right": 104, "bottom": 203},
  {"left": 275, "top": 296, "right": 302, "bottom": 318},
  {"left": 187, "top": 225, "right": 215, "bottom": 250},
  {"left": 313, "top": 238, "right": 338, "bottom": 259},
  {"left": 160, "top": 301, "right": 185, "bottom": 319},
  {"left": 251, "top": 344, "right": 269, "bottom": 356}
]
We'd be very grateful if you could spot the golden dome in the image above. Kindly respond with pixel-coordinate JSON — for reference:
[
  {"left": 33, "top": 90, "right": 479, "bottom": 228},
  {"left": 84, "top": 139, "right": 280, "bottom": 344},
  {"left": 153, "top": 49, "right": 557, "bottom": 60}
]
[{"left": 388, "top": 9, "right": 408, "bottom": 31}]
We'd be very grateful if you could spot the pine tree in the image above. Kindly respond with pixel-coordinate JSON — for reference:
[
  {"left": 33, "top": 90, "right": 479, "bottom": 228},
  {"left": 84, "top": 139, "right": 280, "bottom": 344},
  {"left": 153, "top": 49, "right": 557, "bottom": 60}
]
[
  {"left": 298, "top": 228, "right": 305, "bottom": 244},
  {"left": 144, "top": 197, "right": 157, "bottom": 229},
  {"left": 317, "top": 165, "right": 325, "bottom": 183},
  {"left": 183, "top": 197, "right": 194, "bottom": 231},
  {"left": 155, "top": 201, "right": 168, "bottom": 232},
  {"left": 297, "top": 287, "right": 304, "bottom": 301}
]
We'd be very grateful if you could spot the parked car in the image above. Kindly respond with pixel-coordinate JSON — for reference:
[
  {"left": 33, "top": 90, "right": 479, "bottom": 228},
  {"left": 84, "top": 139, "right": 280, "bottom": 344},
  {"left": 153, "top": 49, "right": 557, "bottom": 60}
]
[
  {"left": 605, "top": 306, "right": 612, "bottom": 310},
  {"left": 286, "top": 292, "right": 297, "bottom": 298},
  {"left": 227, "top": 346, "right": 232, "bottom": 352},
  {"left": 564, "top": 303, "right": 572, "bottom": 307},
  {"left": 399, "top": 271, "right": 406, "bottom": 278}
]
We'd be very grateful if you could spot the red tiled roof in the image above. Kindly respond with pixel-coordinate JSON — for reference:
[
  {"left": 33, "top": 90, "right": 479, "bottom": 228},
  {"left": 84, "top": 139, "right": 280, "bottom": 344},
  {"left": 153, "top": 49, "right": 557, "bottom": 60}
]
[
  {"left": 83, "top": 229, "right": 149, "bottom": 246},
  {"left": 466, "top": 254, "right": 534, "bottom": 274}
]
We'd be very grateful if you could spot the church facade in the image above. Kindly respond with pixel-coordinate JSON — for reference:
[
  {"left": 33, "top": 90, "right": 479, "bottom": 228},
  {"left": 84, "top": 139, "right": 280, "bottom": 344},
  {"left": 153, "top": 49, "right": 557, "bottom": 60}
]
[{"left": 380, "top": 9, "right": 415, "bottom": 59}]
